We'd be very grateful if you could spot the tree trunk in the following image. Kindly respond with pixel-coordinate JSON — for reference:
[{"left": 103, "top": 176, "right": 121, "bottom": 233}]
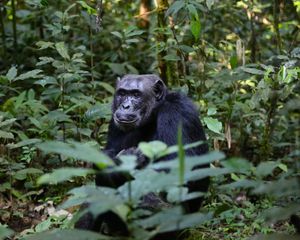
[
  {"left": 156, "top": 0, "right": 176, "bottom": 85},
  {"left": 138, "top": 0, "right": 151, "bottom": 29}
]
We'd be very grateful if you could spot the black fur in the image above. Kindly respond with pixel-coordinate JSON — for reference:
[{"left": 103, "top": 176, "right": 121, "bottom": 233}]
[{"left": 75, "top": 75, "right": 209, "bottom": 238}]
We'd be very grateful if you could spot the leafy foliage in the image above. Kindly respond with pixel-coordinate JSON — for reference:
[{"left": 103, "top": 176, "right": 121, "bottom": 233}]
[{"left": 0, "top": 0, "right": 299, "bottom": 239}]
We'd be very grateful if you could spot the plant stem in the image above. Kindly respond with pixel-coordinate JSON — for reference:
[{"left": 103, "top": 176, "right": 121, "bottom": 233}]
[
  {"left": 89, "top": 16, "right": 95, "bottom": 97},
  {"left": 11, "top": 0, "right": 18, "bottom": 56},
  {"left": 0, "top": 3, "right": 6, "bottom": 57},
  {"left": 261, "top": 76, "right": 279, "bottom": 160},
  {"left": 156, "top": 0, "right": 176, "bottom": 85},
  {"left": 249, "top": 0, "right": 256, "bottom": 62},
  {"left": 273, "top": 0, "right": 282, "bottom": 54}
]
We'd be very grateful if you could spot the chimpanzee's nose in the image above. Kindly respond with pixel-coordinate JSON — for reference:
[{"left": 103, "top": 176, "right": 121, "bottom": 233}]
[{"left": 122, "top": 103, "right": 130, "bottom": 109}]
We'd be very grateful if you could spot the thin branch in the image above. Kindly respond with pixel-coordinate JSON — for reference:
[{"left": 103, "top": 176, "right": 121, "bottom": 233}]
[{"left": 96, "top": 0, "right": 103, "bottom": 32}]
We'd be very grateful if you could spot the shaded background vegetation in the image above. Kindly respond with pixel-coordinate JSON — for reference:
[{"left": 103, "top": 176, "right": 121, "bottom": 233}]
[{"left": 0, "top": 0, "right": 299, "bottom": 239}]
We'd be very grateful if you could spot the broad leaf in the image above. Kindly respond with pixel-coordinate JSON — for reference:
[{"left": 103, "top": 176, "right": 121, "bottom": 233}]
[
  {"left": 14, "top": 168, "right": 44, "bottom": 181},
  {"left": 0, "top": 130, "right": 14, "bottom": 139},
  {"left": 55, "top": 42, "right": 70, "bottom": 60},
  {"left": 191, "top": 18, "right": 201, "bottom": 42},
  {"left": 24, "top": 229, "right": 112, "bottom": 240},
  {"left": 242, "top": 67, "right": 265, "bottom": 75},
  {"left": 6, "top": 66, "right": 17, "bottom": 81},
  {"left": 203, "top": 117, "right": 222, "bottom": 134},
  {"left": 38, "top": 168, "right": 94, "bottom": 184},
  {"left": 8, "top": 138, "right": 42, "bottom": 149},
  {"left": 37, "top": 141, "right": 113, "bottom": 167},
  {"left": 0, "top": 226, "right": 14, "bottom": 240},
  {"left": 14, "top": 70, "right": 43, "bottom": 81}
]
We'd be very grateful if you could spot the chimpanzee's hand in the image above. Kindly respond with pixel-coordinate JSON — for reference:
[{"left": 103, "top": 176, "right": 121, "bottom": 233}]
[{"left": 116, "top": 147, "right": 149, "bottom": 169}]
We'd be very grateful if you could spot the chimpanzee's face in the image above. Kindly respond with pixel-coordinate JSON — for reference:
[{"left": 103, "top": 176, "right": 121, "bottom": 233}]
[{"left": 112, "top": 74, "right": 166, "bottom": 131}]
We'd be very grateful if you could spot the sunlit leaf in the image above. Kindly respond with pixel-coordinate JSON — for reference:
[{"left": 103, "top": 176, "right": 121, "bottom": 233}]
[
  {"left": 0, "top": 130, "right": 14, "bottom": 139},
  {"left": 6, "top": 66, "right": 17, "bottom": 81},
  {"left": 203, "top": 117, "right": 222, "bottom": 134},
  {"left": 14, "top": 70, "right": 43, "bottom": 81},
  {"left": 138, "top": 141, "right": 168, "bottom": 160},
  {"left": 221, "top": 158, "right": 253, "bottom": 173},
  {"left": 38, "top": 168, "right": 94, "bottom": 184},
  {"left": 111, "top": 31, "right": 123, "bottom": 39},
  {"left": 36, "top": 41, "right": 54, "bottom": 50},
  {"left": 0, "top": 226, "right": 14, "bottom": 240},
  {"left": 242, "top": 67, "right": 265, "bottom": 75},
  {"left": 0, "top": 118, "right": 16, "bottom": 128},
  {"left": 8, "top": 138, "right": 42, "bottom": 149},
  {"left": 206, "top": 0, "right": 215, "bottom": 10},
  {"left": 14, "top": 168, "right": 44, "bottom": 181},
  {"left": 251, "top": 234, "right": 300, "bottom": 240},
  {"left": 77, "top": 1, "right": 97, "bottom": 15},
  {"left": 256, "top": 161, "right": 278, "bottom": 177},
  {"left": 37, "top": 141, "right": 113, "bottom": 167},
  {"left": 24, "top": 229, "right": 111, "bottom": 240},
  {"left": 190, "top": 18, "right": 201, "bottom": 42},
  {"left": 166, "top": 0, "right": 185, "bottom": 17},
  {"left": 55, "top": 42, "right": 70, "bottom": 60}
]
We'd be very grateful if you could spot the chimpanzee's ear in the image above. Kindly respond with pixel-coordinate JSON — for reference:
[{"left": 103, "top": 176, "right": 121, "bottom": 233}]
[{"left": 153, "top": 78, "right": 166, "bottom": 101}]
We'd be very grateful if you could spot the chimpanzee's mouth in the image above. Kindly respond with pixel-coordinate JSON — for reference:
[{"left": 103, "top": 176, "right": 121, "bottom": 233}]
[{"left": 115, "top": 118, "right": 138, "bottom": 124}]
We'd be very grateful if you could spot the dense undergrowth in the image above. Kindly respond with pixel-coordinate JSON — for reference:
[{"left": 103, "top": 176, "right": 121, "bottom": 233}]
[{"left": 0, "top": 0, "right": 299, "bottom": 239}]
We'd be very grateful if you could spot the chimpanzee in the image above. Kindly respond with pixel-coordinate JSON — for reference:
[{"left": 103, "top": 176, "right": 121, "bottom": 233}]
[{"left": 75, "top": 74, "right": 209, "bottom": 237}]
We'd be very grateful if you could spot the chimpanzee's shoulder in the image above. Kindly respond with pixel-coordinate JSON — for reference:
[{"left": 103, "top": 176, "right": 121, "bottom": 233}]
[{"left": 164, "top": 91, "right": 198, "bottom": 115}]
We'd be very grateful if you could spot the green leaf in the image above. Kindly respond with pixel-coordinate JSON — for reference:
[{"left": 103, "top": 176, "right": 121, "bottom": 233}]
[
  {"left": 138, "top": 141, "right": 168, "bottom": 160},
  {"left": 84, "top": 104, "right": 112, "bottom": 121},
  {"left": 206, "top": 0, "right": 215, "bottom": 10},
  {"left": 14, "top": 70, "right": 43, "bottom": 81},
  {"left": 107, "top": 63, "right": 126, "bottom": 75},
  {"left": 77, "top": 1, "right": 97, "bottom": 15},
  {"left": 55, "top": 42, "right": 70, "bottom": 60},
  {"left": 221, "top": 158, "right": 253, "bottom": 174},
  {"left": 190, "top": 18, "right": 201, "bottom": 42},
  {"left": 252, "top": 178, "right": 299, "bottom": 196},
  {"left": 261, "top": 203, "right": 300, "bottom": 223},
  {"left": 278, "top": 163, "right": 288, "bottom": 172},
  {"left": 24, "top": 229, "right": 111, "bottom": 240},
  {"left": 0, "top": 226, "right": 14, "bottom": 240},
  {"left": 36, "top": 41, "right": 54, "bottom": 50},
  {"left": 230, "top": 55, "right": 238, "bottom": 69},
  {"left": 36, "top": 57, "right": 55, "bottom": 66},
  {"left": 0, "top": 130, "right": 14, "bottom": 139},
  {"left": 8, "top": 138, "right": 42, "bottom": 149},
  {"left": 111, "top": 31, "right": 123, "bottom": 39},
  {"left": 252, "top": 233, "right": 300, "bottom": 240},
  {"left": 35, "top": 76, "right": 58, "bottom": 87},
  {"left": 207, "top": 107, "right": 217, "bottom": 115},
  {"left": 38, "top": 168, "right": 94, "bottom": 184},
  {"left": 163, "top": 54, "right": 181, "bottom": 61},
  {"left": 6, "top": 66, "right": 17, "bottom": 81},
  {"left": 0, "top": 118, "right": 16, "bottom": 128},
  {"left": 256, "top": 161, "right": 278, "bottom": 177},
  {"left": 177, "top": 124, "right": 185, "bottom": 186},
  {"left": 166, "top": 0, "right": 185, "bottom": 17},
  {"left": 153, "top": 151, "right": 225, "bottom": 171},
  {"left": 14, "top": 168, "right": 44, "bottom": 181},
  {"left": 98, "top": 82, "right": 115, "bottom": 94},
  {"left": 187, "top": 4, "right": 198, "bottom": 20},
  {"left": 139, "top": 206, "right": 213, "bottom": 233},
  {"left": 203, "top": 117, "right": 222, "bottom": 134},
  {"left": 242, "top": 67, "right": 265, "bottom": 75},
  {"left": 37, "top": 141, "right": 113, "bottom": 167}
]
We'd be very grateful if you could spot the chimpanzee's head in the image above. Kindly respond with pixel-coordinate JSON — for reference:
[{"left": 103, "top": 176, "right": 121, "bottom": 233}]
[{"left": 112, "top": 74, "right": 167, "bottom": 131}]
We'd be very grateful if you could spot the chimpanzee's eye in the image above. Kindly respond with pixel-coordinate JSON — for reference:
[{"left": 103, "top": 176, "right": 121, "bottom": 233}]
[
  {"left": 118, "top": 90, "right": 126, "bottom": 96},
  {"left": 133, "top": 91, "right": 141, "bottom": 98}
]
